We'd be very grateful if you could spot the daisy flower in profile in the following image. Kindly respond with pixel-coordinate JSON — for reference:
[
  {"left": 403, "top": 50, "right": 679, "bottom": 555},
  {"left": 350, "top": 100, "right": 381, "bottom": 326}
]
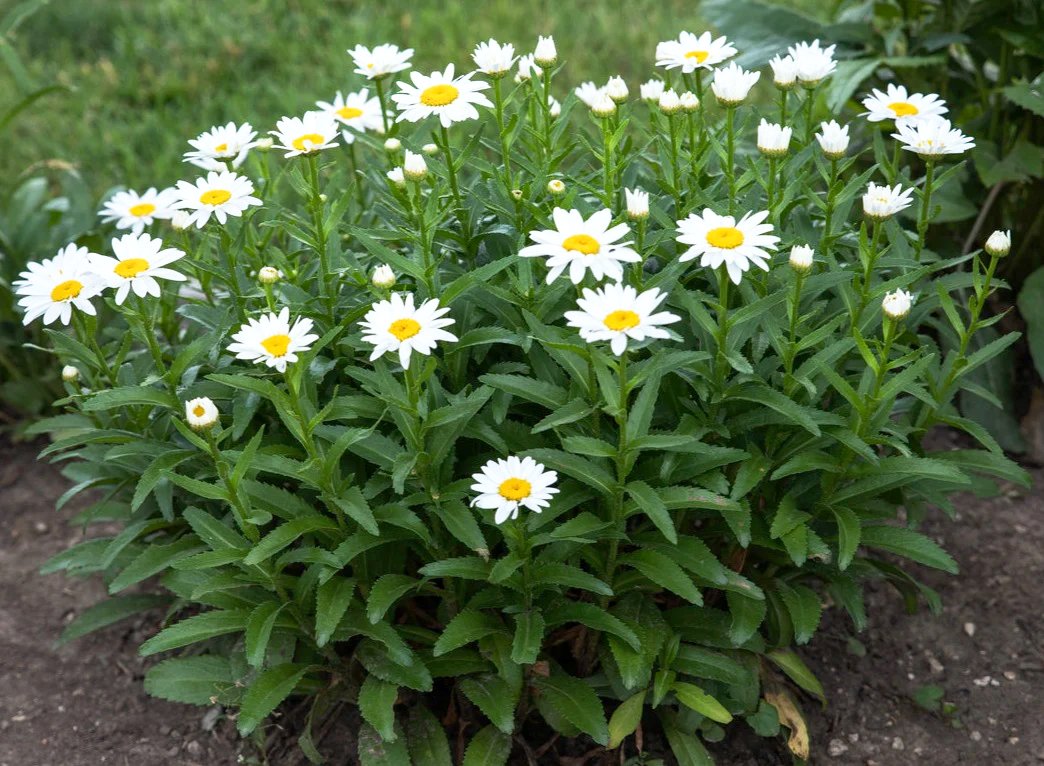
[
  {"left": 520, "top": 207, "right": 641, "bottom": 285},
  {"left": 472, "top": 38, "right": 516, "bottom": 77},
  {"left": 348, "top": 43, "right": 414, "bottom": 79},
  {"left": 768, "top": 54, "right": 798, "bottom": 89},
  {"left": 392, "top": 64, "right": 492, "bottom": 128},
  {"left": 470, "top": 456, "right": 559, "bottom": 525},
  {"left": 183, "top": 122, "right": 258, "bottom": 170},
  {"left": 882, "top": 289, "right": 914, "bottom": 320},
  {"left": 862, "top": 83, "right": 947, "bottom": 126},
  {"left": 711, "top": 62, "right": 761, "bottom": 106},
  {"left": 359, "top": 293, "right": 457, "bottom": 369},
  {"left": 787, "top": 40, "right": 836, "bottom": 85},
  {"left": 815, "top": 120, "right": 850, "bottom": 159},
  {"left": 99, "top": 187, "right": 179, "bottom": 234},
  {"left": 575, "top": 81, "right": 607, "bottom": 108},
  {"left": 756, "top": 120, "right": 791, "bottom": 156},
  {"left": 270, "top": 112, "right": 339, "bottom": 157},
  {"left": 90, "top": 233, "right": 186, "bottom": 304},
  {"left": 892, "top": 116, "right": 975, "bottom": 158},
  {"left": 565, "top": 282, "right": 681, "bottom": 356},
  {"left": 676, "top": 209, "right": 780, "bottom": 284},
  {"left": 656, "top": 31, "right": 737, "bottom": 73},
  {"left": 534, "top": 35, "right": 557, "bottom": 67},
  {"left": 862, "top": 182, "right": 915, "bottom": 220},
  {"left": 174, "top": 171, "right": 262, "bottom": 228},
  {"left": 14, "top": 245, "right": 103, "bottom": 326},
  {"left": 315, "top": 90, "right": 383, "bottom": 144},
  {"left": 227, "top": 307, "right": 318, "bottom": 373},
  {"left": 985, "top": 230, "right": 1011, "bottom": 257},
  {"left": 640, "top": 79, "right": 665, "bottom": 101},
  {"left": 516, "top": 54, "right": 542, "bottom": 82},
  {"left": 625, "top": 188, "right": 649, "bottom": 221}
]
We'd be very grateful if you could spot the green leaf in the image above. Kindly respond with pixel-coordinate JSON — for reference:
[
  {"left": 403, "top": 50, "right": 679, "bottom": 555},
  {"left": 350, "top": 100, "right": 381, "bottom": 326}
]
[
  {"left": 140, "top": 609, "right": 249, "bottom": 656},
  {"left": 1002, "top": 76, "right": 1044, "bottom": 118},
  {"left": 608, "top": 690, "right": 646, "bottom": 749},
  {"left": 543, "top": 601, "right": 641, "bottom": 651},
  {"left": 108, "top": 538, "right": 201, "bottom": 594},
  {"left": 358, "top": 721, "right": 411, "bottom": 765},
  {"left": 315, "top": 575, "right": 356, "bottom": 647},
  {"left": 767, "top": 648, "right": 826, "bottom": 704},
  {"left": 433, "top": 610, "right": 505, "bottom": 656},
  {"left": 627, "top": 480, "right": 677, "bottom": 543},
  {"left": 245, "top": 601, "right": 286, "bottom": 667},
  {"left": 82, "top": 385, "right": 176, "bottom": 411},
  {"left": 144, "top": 655, "right": 232, "bottom": 706},
  {"left": 533, "top": 673, "right": 609, "bottom": 746},
  {"left": 243, "top": 516, "right": 339, "bottom": 565},
  {"left": 729, "top": 383, "right": 821, "bottom": 435},
  {"left": 859, "top": 525, "right": 958, "bottom": 574},
  {"left": 480, "top": 373, "right": 568, "bottom": 409},
  {"left": 672, "top": 682, "right": 733, "bottom": 723},
  {"left": 522, "top": 448, "right": 616, "bottom": 496},
  {"left": 775, "top": 582, "right": 822, "bottom": 645},
  {"left": 60, "top": 594, "right": 169, "bottom": 645},
  {"left": 330, "top": 486, "right": 380, "bottom": 535},
  {"left": 726, "top": 591, "right": 765, "bottom": 646},
  {"left": 462, "top": 725, "right": 512, "bottom": 766},
  {"left": 620, "top": 550, "right": 701, "bottom": 604},
  {"left": 237, "top": 663, "right": 311, "bottom": 735},
  {"left": 529, "top": 562, "right": 613, "bottom": 596},
  {"left": 660, "top": 712, "right": 715, "bottom": 766},
  {"left": 367, "top": 575, "right": 418, "bottom": 624},
  {"left": 510, "top": 610, "right": 544, "bottom": 665},
  {"left": 405, "top": 705, "right": 453, "bottom": 766},
  {"left": 358, "top": 676, "right": 399, "bottom": 742},
  {"left": 459, "top": 674, "right": 519, "bottom": 734},
  {"left": 184, "top": 507, "right": 249, "bottom": 552},
  {"left": 829, "top": 506, "right": 861, "bottom": 571}
]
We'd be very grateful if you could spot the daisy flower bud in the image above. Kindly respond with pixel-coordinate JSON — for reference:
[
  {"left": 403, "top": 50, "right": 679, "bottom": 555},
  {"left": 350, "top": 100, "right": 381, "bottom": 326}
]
[
  {"left": 511, "top": 189, "right": 523, "bottom": 201},
  {"left": 258, "top": 266, "right": 283, "bottom": 285},
  {"left": 403, "top": 150, "right": 428, "bottom": 181},
  {"left": 625, "top": 188, "right": 649, "bottom": 221},
  {"left": 422, "top": 143, "right": 439, "bottom": 155},
  {"left": 591, "top": 93, "right": 617, "bottom": 118},
  {"left": 185, "top": 397, "right": 219, "bottom": 430},
  {"left": 658, "top": 89, "right": 682, "bottom": 115},
  {"left": 711, "top": 62, "right": 761, "bottom": 106},
  {"left": 679, "top": 92, "right": 700, "bottom": 113},
  {"left": 255, "top": 137, "right": 274, "bottom": 151},
  {"left": 882, "top": 289, "right": 914, "bottom": 320},
  {"left": 547, "top": 179, "right": 566, "bottom": 195},
  {"left": 985, "top": 230, "right": 1011, "bottom": 257},
  {"left": 787, "top": 40, "right": 837, "bottom": 86},
  {"left": 169, "top": 210, "right": 193, "bottom": 231},
  {"left": 789, "top": 244, "right": 814, "bottom": 273},
  {"left": 757, "top": 120, "right": 792, "bottom": 157},
  {"left": 372, "top": 264, "right": 396, "bottom": 288},
  {"left": 769, "top": 54, "right": 797, "bottom": 89},
  {"left": 606, "top": 76, "right": 629, "bottom": 103},
  {"left": 862, "top": 182, "right": 914, "bottom": 221},
  {"left": 549, "top": 97, "right": 561, "bottom": 118},
  {"left": 516, "top": 54, "right": 542, "bottom": 82},
  {"left": 387, "top": 167, "right": 405, "bottom": 186},
  {"left": 640, "top": 79, "right": 665, "bottom": 102},
  {"left": 815, "top": 120, "right": 850, "bottom": 159},
  {"left": 534, "top": 35, "right": 557, "bottom": 67},
  {"left": 61, "top": 365, "right": 80, "bottom": 383},
  {"left": 384, "top": 137, "right": 402, "bottom": 152}
]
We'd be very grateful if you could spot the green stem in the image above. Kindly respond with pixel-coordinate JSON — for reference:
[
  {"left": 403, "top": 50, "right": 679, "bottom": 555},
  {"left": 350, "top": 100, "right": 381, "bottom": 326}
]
[
  {"left": 438, "top": 124, "right": 464, "bottom": 216},
  {"left": 784, "top": 270, "right": 806, "bottom": 392},
  {"left": 715, "top": 267, "right": 731, "bottom": 386},
  {"left": 822, "top": 158, "right": 839, "bottom": 261},
  {"left": 306, "top": 154, "right": 332, "bottom": 318},
  {"left": 915, "top": 158, "right": 936, "bottom": 261},
  {"left": 73, "top": 311, "right": 115, "bottom": 386},
  {"left": 779, "top": 87, "right": 788, "bottom": 124},
  {"left": 135, "top": 295, "right": 167, "bottom": 378},
  {"left": 725, "top": 106, "right": 736, "bottom": 215},
  {"left": 667, "top": 113, "right": 683, "bottom": 214},
  {"left": 492, "top": 77, "right": 513, "bottom": 191},
  {"left": 767, "top": 156, "right": 777, "bottom": 214},
  {"left": 851, "top": 220, "right": 882, "bottom": 329},
  {"left": 803, "top": 86, "right": 815, "bottom": 145},
  {"left": 541, "top": 67, "right": 553, "bottom": 157},
  {"left": 374, "top": 76, "right": 391, "bottom": 135},
  {"left": 601, "top": 116, "right": 615, "bottom": 209},
  {"left": 602, "top": 351, "right": 630, "bottom": 593}
]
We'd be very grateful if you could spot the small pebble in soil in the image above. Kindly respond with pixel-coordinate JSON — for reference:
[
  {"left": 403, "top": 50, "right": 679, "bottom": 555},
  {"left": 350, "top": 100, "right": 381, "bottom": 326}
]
[
  {"left": 971, "top": 731, "right": 983, "bottom": 741},
  {"left": 828, "top": 738, "right": 849, "bottom": 757},
  {"left": 964, "top": 622, "right": 977, "bottom": 637},
  {"left": 1004, "top": 671, "right": 1017, "bottom": 680},
  {"left": 973, "top": 676, "right": 992, "bottom": 686},
  {"left": 892, "top": 737, "right": 905, "bottom": 751}
]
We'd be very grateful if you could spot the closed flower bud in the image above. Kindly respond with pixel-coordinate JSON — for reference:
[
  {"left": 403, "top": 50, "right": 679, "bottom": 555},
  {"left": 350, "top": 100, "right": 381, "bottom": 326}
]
[
  {"left": 882, "top": 289, "right": 914, "bottom": 320},
  {"left": 258, "top": 266, "right": 283, "bottom": 285},
  {"left": 61, "top": 365, "right": 79, "bottom": 383},
  {"left": 547, "top": 179, "right": 566, "bottom": 195},
  {"left": 591, "top": 93, "right": 616, "bottom": 117},
  {"left": 511, "top": 188, "right": 523, "bottom": 201},
  {"left": 679, "top": 92, "right": 700, "bottom": 113},
  {"left": 386, "top": 167, "right": 405, "bottom": 186},
  {"left": 658, "top": 89, "right": 682, "bottom": 115},
  {"left": 422, "top": 143, "right": 439, "bottom": 155},
  {"left": 384, "top": 137, "right": 402, "bottom": 152},
  {"left": 403, "top": 149, "right": 427, "bottom": 181},
  {"left": 170, "top": 210, "right": 193, "bottom": 231},
  {"left": 815, "top": 120, "right": 850, "bottom": 159},
  {"left": 757, "top": 119, "right": 792, "bottom": 156},
  {"left": 372, "top": 264, "right": 396, "bottom": 288},
  {"left": 985, "top": 229, "right": 1011, "bottom": 257},
  {"left": 606, "top": 76, "right": 629, "bottom": 103},
  {"left": 789, "top": 244, "right": 814, "bottom": 272},
  {"left": 516, "top": 54, "right": 541, "bottom": 82},
  {"left": 185, "top": 397, "right": 219, "bottom": 430},
  {"left": 255, "top": 137, "right": 274, "bottom": 151},
  {"left": 534, "top": 35, "right": 557, "bottom": 67},
  {"left": 549, "top": 96, "right": 561, "bottom": 118},
  {"left": 769, "top": 54, "right": 798, "bottom": 89},
  {"left": 625, "top": 188, "right": 649, "bottom": 221},
  {"left": 640, "top": 79, "right": 665, "bottom": 102}
]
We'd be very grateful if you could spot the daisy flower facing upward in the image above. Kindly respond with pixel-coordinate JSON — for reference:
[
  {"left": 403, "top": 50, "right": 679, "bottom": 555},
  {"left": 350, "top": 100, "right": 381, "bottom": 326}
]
[
  {"left": 787, "top": 40, "right": 836, "bottom": 85},
  {"left": 711, "top": 62, "right": 761, "bottom": 106},
  {"left": 91, "top": 233, "right": 186, "bottom": 304},
  {"left": 566, "top": 282, "right": 680, "bottom": 356},
  {"left": 862, "top": 182, "right": 915, "bottom": 221},
  {"left": 227, "top": 307, "right": 318, "bottom": 373},
  {"left": 520, "top": 207, "right": 640, "bottom": 285},
  {"left": 271, "top": 112, "right": 339, "bottom": 157},
  {"left": 183, "top": 122, "right": 258, "bottom": 170},
  {"left": 862, "top": 84, "right": 947, "bottom": 126},
  {"left": 315, "top": 90, "right": 384, "bottom": 144},
  {"left": 472, "top": 39, "right": 516, "bottom": 77},
  {"left": 14, "top": 244, "right": 104, "bottom": 326},
  {"left": 360, "top": 293, "right": 457, "bottom": 369},
  {"left": 892, "top": 116, "right": 975, "bottom": 158},
  {"left": 174, "top": 171, "right": 262, "bottom": 228},
  {"left": 99, "top": 187, "right": 179, "bottom": 234},
  {"left": 471, "top": 456, "right": 559, "bottom": 525},
  {"left": 348, "top": 43, "right": 414, "bottom": 79},
  {"left": 676, "top": 209, "right": 780, "bottom": 284},
  {"left": 392, "top": 64, "right": 492, "bottom": 128},
  {"left": 656, "top": 31, "right": 737, "bottom": 73}
]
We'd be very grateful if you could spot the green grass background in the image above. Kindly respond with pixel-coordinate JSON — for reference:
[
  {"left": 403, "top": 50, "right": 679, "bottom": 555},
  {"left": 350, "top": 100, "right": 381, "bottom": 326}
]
[{"left": 3, "top": 0, "right": 822, "bottom": 195}]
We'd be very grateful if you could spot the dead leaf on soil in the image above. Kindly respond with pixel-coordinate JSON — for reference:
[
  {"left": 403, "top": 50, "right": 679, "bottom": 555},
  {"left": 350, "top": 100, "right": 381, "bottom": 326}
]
[{"left": 764, "top": 689, "right": 810, "bottom": 759}]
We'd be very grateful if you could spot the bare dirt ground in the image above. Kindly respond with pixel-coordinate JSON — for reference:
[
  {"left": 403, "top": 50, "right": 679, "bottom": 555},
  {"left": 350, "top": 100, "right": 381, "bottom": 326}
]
[{"left": 1, "top": 438, "right": 1041, "bottom": 765}]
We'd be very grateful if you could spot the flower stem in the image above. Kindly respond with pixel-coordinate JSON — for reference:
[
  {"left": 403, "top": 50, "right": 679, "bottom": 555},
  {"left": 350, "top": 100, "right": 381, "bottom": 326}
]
[
  {"left": 438, "top": 124, "right": 464, "bottom": 217},
  {"left": 767, "top": 156, "right": 777, "bottom": 214},
  {"left": 784, "top": 270, "right": 806, "bottom": 393},
  {"left": 725, "top": 106, "right": 736, "bottom": 216},
  {"left": 715, "top": 266, "right": 731, "bottom": 385},
  {"left": 601, "top": 115, "right": 615, "bottom": 210},
  {"left": 374, "top": 76, "right": 391, "bottom": 135},
  {"left": 779, "top": 87, "right": 788, "bottom": 124},
  {"left": 915, "top": 158, "right": 936, "bottom": 261},
  {"left": 803, "top": 86, "right": 815, "bottom": 145},
  {"left": 602, "top": 351, "right": 630, "bottom": 593},
  {"left": 492, "top": 77, "right": 513, "bottom": 191},
  {"left": 822, "top": 158, "right": 839, "bottom": 261},
  {"left": 851, "top": 220, "right": 882, "bottom": 329},
  {"left": 306, "top": 153, "right": 332, "bottom": 318}
]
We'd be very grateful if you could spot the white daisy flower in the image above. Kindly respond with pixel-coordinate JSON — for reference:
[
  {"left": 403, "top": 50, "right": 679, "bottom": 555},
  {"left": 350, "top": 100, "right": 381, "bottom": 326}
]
[
  {"left": 520, "top": 207, "right": 641, "bottom": 285},
  {"left": 516, "top": 54, "right": 542, "bottom": 81},
  {"left": 470, "top": 456, "right": 559, "bottom": 525},
  {"left": 403, "top": 149, "right": 427, "bottom": 181},
  {"left": 226, "top": 307, "right": 318, "bottom": 373},
  {"left": 862, "top": 83, "right": 947, "bottom": 126},
  {"left": 862, "top": 182, "right": 915, "bottom": 220},
  {"left": 769, "top": 54, "right": 798, "bottom": 89},
  {"left": 549, "top": 96, "right": 562, "bottom": 118},
  {"left": 315, "top": 89, "right": 383, "bottom": 145},
  {"left": 676, "top": 208, "right": 781, "bottom": 285},
  {"left": 392, "top": 64, "right": 493, "bottom": 128},
  {"left": 985, "top": 230, "right": 1011, "bottom": 257},
  {"left": 787, "top": 40, "right": 836, "bottom": 85},
  {"left": 757, "top": 120, "right": 792, "bottom": 156},
  {"left": 575, "top": 81, "right": 607, "bottom": 108},
  {"left": 656, "top": 31, "right": 737, "bottom": 73},
  {"left": 61, "top": 365, "right": 80, "bottom": 383},
  {"left": 371, "top": 264, "right": 396, "bottom": 288},
  {"left": 658, "top": 89, "right": 682, "bottom": 115},
  {"left": 384, "top": 137, "right": 402, "bottom": 152},
  {"left": 711, "top": 62, "right": 761, "bottom": 106},
  {"left": 472, "top": 38, "right": 516, "bottom": 77},
  {"left": 882, "top": 289, "right": 914, "bottom": 320},
  {"left": 590, "top": 93, "right": 616, "bottom": 118},
  {"left": 185, "top": 397, "right": 219, "bottom": 430},
  {"left": 386, "top": 167, "right": 406, "bottom": 186},
  {"left": 606, "top": 76, "right": 629, "bottom": 103},
  {"left": 270, "top": 112, "right": 339, "bottom": 157},
  {"left": 14, "top": 245, "right": 104, "bottom": 326},
  {"left": 183, "top": 122, "right": 258, "bottom": 171},
  {"left": 640, "top": 79, "right": 665, "bottom": 101},
  {"left": 99, "top": 187, "right": 180, "bottom": 234},
  {"left": 679, "top": 92, "right": 700, "bottom": 112},
  {"left": 174, "top": 170, "right": 262, "bottom": 228},
  {"left": 90, "top": 233, "right": 186, "bottom": 305},
  {"left": 534, "top": 35, "right": 557, "bottom": 67},
  {"left": 348, "top": 43, "right": 414, "bottom": 79},
  {"left": 815, "top": 120, "right": 850, "bottom": 159},
  {"left": 359, "top": 292, "right": 457, "bottom": 369},
  {"left": 892, "top": 116, "right": 975, "bottom": 158},
  {"left": 625, "top": 188, "right": 649, "bottom": 220},
  {"left": 565, "top": 282, "right": 681, "bottom": 356},
  {"left": 789, "top": 244, "right": 814, "bottom": 272}
]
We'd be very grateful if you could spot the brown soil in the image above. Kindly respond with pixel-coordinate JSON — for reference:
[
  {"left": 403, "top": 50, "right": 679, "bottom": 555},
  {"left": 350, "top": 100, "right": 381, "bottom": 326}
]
[{"left": 1, "top": 438, "right": 1041, "bottom": 766}]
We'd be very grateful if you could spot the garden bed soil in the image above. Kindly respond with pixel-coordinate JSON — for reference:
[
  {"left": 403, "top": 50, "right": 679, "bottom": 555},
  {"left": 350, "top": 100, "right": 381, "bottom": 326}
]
[{"left": 1, "top": 437, "right": 1041, "bottom": 766}]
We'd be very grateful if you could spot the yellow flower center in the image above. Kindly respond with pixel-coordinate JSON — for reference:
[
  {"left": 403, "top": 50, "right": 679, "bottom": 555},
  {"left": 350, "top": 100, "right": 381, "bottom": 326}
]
[
  {"left": 888, "top": 101, "right": 918, "bottom": 117},
  {"left": 50, "top": 279, "right": 83, "bottom": 302},
  {"left": 685, "top": 50, "right": 709, "bottom": 63},
  {"left": 603, "top": 309, "right": 641, "bottom": 331},
  {"left": 192, "top": 404, "right": 206, "bottom": 417},
  {"left": 214, "top": 142, "right": 229, "bottom": 152},
  {"left": 128, "top": 202, "right": 156, "bottom": 217},
  {"left": 388, "top": 318, "right": 421, "bottom": 341},
  {"left": 200, "top": 189, "right": 232, "bottom": 206},
  {"left": 706, "top": 226, "right": 745, "bottom": 249},
  {"left": 337, "top": 106, "right": 364, "bottom": 120},
  {"left": 420, "top": 84, "right": 459, "bottom": 107},
  {"left": 114, "top": 258, "right": 150, "bottom": 278},
  {"left": 260, "top": 333, "right": 291, "bottom": 357},
  {"left": 498, "top": 477, "right": 532, "bottom": 501},
  {"left": 562, "top": 233, "right": 601, "bottom": 255},
  {"left": 292, "top": 133, "right": 326, "bottom": 151}
]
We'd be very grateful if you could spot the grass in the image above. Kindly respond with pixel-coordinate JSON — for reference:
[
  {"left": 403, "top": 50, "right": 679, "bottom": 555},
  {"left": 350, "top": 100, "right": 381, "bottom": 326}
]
[{"left": 1, "top": 0, "right": 820, "bottom": 195}]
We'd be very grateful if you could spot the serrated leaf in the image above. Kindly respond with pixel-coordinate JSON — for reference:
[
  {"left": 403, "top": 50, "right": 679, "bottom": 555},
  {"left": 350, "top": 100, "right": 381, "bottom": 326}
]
[
  {"left": 315, "top": 575, "right": 356, "bottom": 647},
  {"left": 860, "top": 525, "right": 958, "bottom": 574},
  {"left": 462, "top": 725, "right": 512, "bottom": 766},
  {"left": 459, "top": 674, "right": 519, "bottom": 734},
  {"left": 510, "top": 610, "right": 544, "bottom": 665},
  {"left": 358, "top": 676, "right": 399, "bottom": 742},
  {"left": 144, "top": 655, "right": 232, "bottom": 705},
  {"left": 243, "top": 516, "right": 339, "bottom": 565},
  {"left": 245, "top": 601, "right": 285, "bottom": 667},
  {"left": 237, "top": 663, "right": 311, "bottom": 735},
  {"left": 672, "top": 682, "right": 733, "bottom": 723},
  {"left": 367, "top": 575, "right": 418, "bottom": 624},
  {"left": 59, "top": 594, "right": 169, "bottom": 645},
  {"left": 405, "top": 705, "right": 453, "bottom": 766},
  {"left": 608, "top": 691, "right": 646, "bottom": 748},
  {"left": 140, "top": 609, "right": 249, "bottom": 656},
  {"left": 534, "top": 673, "right": 609, "bottom": 745},
  {"left": 767, "top": 648, "right": 826, "bottom": 704},
  {"left": 433, "top": 610, "right": 505, "bottom": 656},
  {"left": 358, "top": 721, "right": 410, "bottom": 765},
  {"left": 620, "top": 549, "right": 701, "bottom": 604}
]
